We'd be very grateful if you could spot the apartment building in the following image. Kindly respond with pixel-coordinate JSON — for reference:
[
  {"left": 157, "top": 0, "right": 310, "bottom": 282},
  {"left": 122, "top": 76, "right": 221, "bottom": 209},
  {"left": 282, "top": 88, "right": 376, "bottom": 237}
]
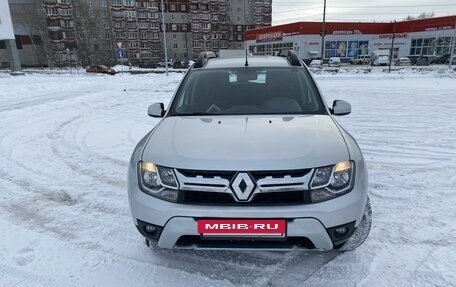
[
  {"left": 110, "top": 0, "right": 272, "bottom": 65},
  {"left": 18, "top": 0, "right": 271, "bottom": 67}
]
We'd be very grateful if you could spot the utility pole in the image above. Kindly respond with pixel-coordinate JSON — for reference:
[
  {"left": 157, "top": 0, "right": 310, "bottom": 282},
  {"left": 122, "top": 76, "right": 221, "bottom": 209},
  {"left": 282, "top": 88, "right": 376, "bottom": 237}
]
[
  {"left": 161, "top": 0, "right": 169, "bottom": 76},
  {"left": 388, "top": 20, "right": 396, "bottom": 73},
  {"left": 449, "top": 21, "right": 456, "bottom": 69},
  {"left": 320, "top": 0, "right": 326, "bottom": 62}
]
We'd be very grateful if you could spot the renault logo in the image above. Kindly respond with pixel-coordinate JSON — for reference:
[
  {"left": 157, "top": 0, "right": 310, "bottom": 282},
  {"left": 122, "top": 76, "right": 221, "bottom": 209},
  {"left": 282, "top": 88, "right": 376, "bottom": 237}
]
[{"left": 230, "top": 172, "right": 256, "bottom": 202}]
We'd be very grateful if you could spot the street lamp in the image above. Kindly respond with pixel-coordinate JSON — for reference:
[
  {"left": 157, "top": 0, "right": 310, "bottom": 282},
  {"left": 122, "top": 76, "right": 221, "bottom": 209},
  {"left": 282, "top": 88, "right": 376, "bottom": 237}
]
[
  {"left": 388, "top": 20, "right": 396, "bottom": 74},
  {"left": 203, "top": 35, "right": 207, "bottom": 51},
  {"left": 320, "top": 0, "right": 326, "bottom": 62},
  {"left": 449, "top": 21, "right": 456, "bottom": 69},
  {"left": 161, "top": 0, "right": 169, "bottom": 76},
  {"left": 66, "top": 48, "right": 72, "bottom": 73}
]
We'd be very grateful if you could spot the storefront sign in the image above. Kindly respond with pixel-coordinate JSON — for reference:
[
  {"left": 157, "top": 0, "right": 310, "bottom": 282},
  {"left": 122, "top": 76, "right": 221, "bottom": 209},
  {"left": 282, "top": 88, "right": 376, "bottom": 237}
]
[
  {"left": 256, "top": 31, "right": 283, "bottom": 43},
  {"left": 332, "top": 30, "right": 363, "bottom": 35},
  {"left": 379, "top": 33, "right": 408, "bottom": 39},
  {"left": 425, "top": 26, "right": 454, "bottom": 31}
]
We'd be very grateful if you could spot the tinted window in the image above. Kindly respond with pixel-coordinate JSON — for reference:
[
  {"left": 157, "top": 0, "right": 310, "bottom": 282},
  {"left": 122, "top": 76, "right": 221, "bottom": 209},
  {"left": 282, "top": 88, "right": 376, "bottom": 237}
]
[{"left": 169, "top": 67, "right": 325, "bottom": 116}]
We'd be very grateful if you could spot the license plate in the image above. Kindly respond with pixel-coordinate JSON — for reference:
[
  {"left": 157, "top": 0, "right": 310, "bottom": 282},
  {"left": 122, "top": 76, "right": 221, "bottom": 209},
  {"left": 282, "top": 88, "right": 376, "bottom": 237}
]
[{"left": 198, "top": 219, "right": 286, "bottom": 237}]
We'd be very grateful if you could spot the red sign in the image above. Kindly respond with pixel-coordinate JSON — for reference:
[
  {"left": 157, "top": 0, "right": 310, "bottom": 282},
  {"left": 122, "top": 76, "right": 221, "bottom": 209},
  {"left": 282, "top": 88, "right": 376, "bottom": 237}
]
[
  {"left": 256, "top": 31, "right": 283, "bottom": 43},
  {"left": 198, "top": 219, "right": 286, "bottom": 236}
]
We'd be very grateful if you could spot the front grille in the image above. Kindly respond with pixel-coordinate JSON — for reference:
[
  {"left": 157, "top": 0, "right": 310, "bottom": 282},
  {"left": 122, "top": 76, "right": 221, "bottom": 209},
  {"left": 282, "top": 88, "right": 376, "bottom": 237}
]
[
  {"left": 181, "top": 189, "right": 310, "bottom": 205},
  {"left": 175, "top": 168, "right": 313, "bottom": 205},
  {"left": 175, "top": 235, "right": 316, "bottom": 249}
]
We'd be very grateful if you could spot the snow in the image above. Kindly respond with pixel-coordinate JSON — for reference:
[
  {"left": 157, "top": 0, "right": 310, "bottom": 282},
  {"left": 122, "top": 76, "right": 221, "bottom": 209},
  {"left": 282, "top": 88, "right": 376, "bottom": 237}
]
[{"left": 1, "top": 68, "right": 456, "bottom": 286}]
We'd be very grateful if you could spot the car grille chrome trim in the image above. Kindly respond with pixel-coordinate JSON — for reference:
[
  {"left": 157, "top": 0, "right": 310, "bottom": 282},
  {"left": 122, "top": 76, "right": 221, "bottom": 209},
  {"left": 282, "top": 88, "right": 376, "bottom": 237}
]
[{"left": 175, "top": 168, "right": 313, "bottom": 204}]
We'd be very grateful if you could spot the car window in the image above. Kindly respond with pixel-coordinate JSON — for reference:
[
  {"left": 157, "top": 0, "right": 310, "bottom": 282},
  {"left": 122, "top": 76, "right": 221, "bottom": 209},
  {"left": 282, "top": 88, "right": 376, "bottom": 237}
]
[{"left": 169, "top": 67, "right": 325, "bottom": 116}]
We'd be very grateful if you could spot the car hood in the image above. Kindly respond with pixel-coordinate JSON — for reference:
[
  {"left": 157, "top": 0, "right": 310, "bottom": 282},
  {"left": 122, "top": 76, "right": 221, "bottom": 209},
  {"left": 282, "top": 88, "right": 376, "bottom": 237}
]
[{"left": 142, "top": 115, "right": 349, "bottom": 170}]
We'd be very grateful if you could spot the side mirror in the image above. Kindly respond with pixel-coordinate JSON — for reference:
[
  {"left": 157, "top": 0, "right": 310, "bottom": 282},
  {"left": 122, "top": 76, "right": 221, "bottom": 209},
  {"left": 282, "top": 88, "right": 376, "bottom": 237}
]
[
  {"left": 148, "top": 103, "right": 165, "bottom": 118},
  {"left": 331, "top": 100, "right": 351, "bottom": 116}
]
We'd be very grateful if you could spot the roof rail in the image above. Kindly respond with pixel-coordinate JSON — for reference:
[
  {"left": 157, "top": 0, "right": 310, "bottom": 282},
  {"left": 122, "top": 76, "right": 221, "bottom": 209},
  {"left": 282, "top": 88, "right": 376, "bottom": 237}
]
[
  {"left": 276, "top": 50, "right": 302, "bottom": 67},
  {"left": 193, "top": 51, "right": 218, "bottom": 68}
]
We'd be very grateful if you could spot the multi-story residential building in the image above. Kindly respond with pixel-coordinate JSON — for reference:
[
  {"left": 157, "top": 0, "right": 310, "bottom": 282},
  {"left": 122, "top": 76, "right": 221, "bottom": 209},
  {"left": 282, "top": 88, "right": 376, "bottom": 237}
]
[
  {"left": 40, "top": 0, "right": 80, "bottom": 67},
  {"left": 73, "top": 0, "right": 115, "bottom": 66},
  {"left": 2, "top": 0, "right": 271, "bottom": 67},
  {"left": 109, "top": 0, "right": 272, "bottom": 65}
]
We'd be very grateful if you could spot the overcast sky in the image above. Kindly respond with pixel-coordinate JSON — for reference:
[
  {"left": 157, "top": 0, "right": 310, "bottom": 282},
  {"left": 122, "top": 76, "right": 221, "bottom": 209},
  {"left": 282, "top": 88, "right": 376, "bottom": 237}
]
[{"left": 272, "top": 0, "right": 456, "bottom": 25}]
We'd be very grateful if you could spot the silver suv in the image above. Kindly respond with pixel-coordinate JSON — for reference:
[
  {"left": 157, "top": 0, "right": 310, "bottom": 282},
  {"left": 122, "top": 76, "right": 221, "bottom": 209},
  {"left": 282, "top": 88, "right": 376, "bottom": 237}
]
[
  {"left": 128, "top": 51, "right": 371, "bottom": 251},
  {"left": 350, "top": 55, "right": 371, "bottom": 65}
]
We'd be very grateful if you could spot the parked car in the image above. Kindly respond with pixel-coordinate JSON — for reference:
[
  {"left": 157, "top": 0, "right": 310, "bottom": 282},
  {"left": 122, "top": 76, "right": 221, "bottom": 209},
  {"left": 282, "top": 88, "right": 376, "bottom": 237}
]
[
  {"left": 350, "top": 55, "right": 371, "bottom": 65},
  {"left": 446, "top": 56, "right": 456, "bottom": 65},
  {"left": 395, "top": 57, "right": 412, "bottom": 66},
  {"left": 128, "top": 50, "right": 371, "bottom": 251},
  {"left": 372, "top": 55, "right": 389, "bottom": 66},
  {"left": 157, "top": 59, "right": 174, "bottom": 68},
  {"left": 138, "top": 61, "right": 157, "bottom": 69},
  {"left": 415, "top": 56, "right": 432, "bottom": 66},
  {"left": 328, "top": 57, "right": 341, "bottom": 67},
  {"left": 430, "top": 54, "right": 450, "bottom": 64},
  {"left": 407, "top": 55, "right": 421, "bottom": 65},
  {"left": 85, "top": 65, "right": 116, "bottom": 75},
  {"left": 309, "top": 59, "right": 322, "bottom": 68}
]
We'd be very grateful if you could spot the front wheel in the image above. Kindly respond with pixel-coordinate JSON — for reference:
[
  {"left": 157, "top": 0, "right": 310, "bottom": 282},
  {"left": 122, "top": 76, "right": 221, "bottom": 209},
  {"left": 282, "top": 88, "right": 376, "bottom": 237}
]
[{"left": 337, "top": 195, "right": 372, "bottom": 251}]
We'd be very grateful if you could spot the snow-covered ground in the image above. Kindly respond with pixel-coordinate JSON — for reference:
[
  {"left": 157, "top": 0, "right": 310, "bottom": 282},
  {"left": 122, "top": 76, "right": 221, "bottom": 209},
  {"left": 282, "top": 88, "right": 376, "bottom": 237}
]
[{"left": 0, "top": 69, "right": 455, "bottom": 287}]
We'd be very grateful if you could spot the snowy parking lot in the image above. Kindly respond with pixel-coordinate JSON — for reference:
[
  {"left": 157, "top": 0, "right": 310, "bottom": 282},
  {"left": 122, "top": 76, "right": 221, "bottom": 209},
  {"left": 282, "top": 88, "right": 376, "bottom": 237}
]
[{"left": 0, "top": 69, "right": 455, "bottom": 287}]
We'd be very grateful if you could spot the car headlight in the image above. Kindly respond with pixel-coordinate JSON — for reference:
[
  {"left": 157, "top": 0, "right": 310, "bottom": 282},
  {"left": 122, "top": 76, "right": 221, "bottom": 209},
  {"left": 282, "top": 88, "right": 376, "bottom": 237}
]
[
  {"left": 138, "top": 161, "right": 179, "bottom": 202},
  {"left": 309, "top": 161, "right": 355, "bottom": 203}
]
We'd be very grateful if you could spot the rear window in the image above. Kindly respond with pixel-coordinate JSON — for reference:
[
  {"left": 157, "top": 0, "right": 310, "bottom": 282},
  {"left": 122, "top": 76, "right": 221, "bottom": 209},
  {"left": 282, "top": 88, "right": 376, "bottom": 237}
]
[{"left": 168, "top": 67, "right": 326, "bottom": 116}]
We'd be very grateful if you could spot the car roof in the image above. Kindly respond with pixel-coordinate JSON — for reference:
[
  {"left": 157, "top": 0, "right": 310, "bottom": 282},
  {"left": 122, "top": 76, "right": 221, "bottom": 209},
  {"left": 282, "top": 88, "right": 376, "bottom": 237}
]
[{"left": 200, "top": 56, "right": 291, "bottom": 69}]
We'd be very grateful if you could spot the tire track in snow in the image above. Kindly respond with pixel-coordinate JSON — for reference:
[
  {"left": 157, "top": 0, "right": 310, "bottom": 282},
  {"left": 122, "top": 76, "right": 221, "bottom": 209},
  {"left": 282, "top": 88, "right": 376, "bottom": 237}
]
[{"left": 0, "top": 263, "right": 80, "bottom": 287}]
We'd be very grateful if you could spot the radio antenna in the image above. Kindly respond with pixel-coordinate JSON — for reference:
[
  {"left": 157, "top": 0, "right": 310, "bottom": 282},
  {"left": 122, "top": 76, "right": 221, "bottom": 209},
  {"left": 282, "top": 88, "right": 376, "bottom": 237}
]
[{"left": 244, "top": 0, "right": 249, "bottom": 67}]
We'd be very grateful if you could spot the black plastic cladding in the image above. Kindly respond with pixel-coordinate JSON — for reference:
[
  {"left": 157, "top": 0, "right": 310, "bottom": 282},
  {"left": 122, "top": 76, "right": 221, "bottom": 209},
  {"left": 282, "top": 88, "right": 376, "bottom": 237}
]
[{"left": 193, "top": 51, "right": 218, "bottom": 68}]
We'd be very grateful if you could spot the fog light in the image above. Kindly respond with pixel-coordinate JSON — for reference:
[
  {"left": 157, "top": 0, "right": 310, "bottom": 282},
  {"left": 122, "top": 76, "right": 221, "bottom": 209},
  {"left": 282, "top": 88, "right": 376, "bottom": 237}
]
[
  {"left": 335, "top": 227, "right": 348, "bottom": 237},
  {"left": 144, "top": 225, "right": 156, "bottom": 235}
]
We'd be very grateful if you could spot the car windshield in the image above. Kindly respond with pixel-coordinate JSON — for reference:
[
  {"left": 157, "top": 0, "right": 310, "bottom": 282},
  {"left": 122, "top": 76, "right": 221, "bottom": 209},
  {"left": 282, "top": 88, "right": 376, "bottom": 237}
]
[{"left": 169, "top": 67, "right": 325, "bottom": 116}]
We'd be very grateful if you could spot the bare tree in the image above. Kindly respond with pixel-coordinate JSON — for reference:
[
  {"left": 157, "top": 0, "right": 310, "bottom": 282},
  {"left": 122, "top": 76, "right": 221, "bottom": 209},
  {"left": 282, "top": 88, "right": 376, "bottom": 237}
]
[
  {"left": 404, "top": 12, "right": 435, "bottom": 21},
  {"left": 73, "top": 2, "right": 115, "bottom": 67}
]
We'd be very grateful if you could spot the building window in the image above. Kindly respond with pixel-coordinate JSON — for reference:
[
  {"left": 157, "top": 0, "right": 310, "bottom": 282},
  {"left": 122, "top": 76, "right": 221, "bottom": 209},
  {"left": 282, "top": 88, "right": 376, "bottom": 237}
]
[
  {"left": 173, "top": 43, "right": 178, "bottom": 49},
  {"left": 89, "top": 10, "right": 95, "bottom": 17},
  {"left": 88, "top": 0, "right": 93, "bottom": 6},
  {"left": 410, "top": 37, "right": 454, "bottom": 56},
  {"left": 325, "top": 40, "right": 369, "bottom": 58},
  {"left": 124, "top": 11, "right": 136, "bottom": 19},
  {"left": 124, "top": 0, "right": 134, "bottom": 6}
]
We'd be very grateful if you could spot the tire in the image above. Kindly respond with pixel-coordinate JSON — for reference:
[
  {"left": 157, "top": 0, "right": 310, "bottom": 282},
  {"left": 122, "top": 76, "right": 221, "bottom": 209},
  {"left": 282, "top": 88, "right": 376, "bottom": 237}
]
[
  {"left": 145, "top": 238, "right": 158, "bottom": 249},
  {"left": 338, "top": 195, "right": 372, "bottom": 251}
]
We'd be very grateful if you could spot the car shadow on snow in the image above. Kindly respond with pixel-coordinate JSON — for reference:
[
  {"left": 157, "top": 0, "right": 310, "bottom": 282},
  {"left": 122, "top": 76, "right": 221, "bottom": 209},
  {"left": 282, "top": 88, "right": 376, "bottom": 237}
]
[{"left": 145, "top": 244, "right": 340, "bottom": 286}]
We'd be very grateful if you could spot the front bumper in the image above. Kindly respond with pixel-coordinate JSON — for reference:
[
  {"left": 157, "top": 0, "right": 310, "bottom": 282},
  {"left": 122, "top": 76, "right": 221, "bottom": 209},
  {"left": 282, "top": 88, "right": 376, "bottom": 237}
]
[{"left": 128, "top": 181, "right": 367, "bottom": 250}]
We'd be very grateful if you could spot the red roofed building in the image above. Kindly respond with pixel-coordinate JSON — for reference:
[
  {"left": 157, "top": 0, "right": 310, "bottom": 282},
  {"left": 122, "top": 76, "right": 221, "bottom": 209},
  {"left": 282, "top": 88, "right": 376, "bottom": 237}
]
[{"left": 245, "top": 15, "right": 456, "bottom": 61}]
